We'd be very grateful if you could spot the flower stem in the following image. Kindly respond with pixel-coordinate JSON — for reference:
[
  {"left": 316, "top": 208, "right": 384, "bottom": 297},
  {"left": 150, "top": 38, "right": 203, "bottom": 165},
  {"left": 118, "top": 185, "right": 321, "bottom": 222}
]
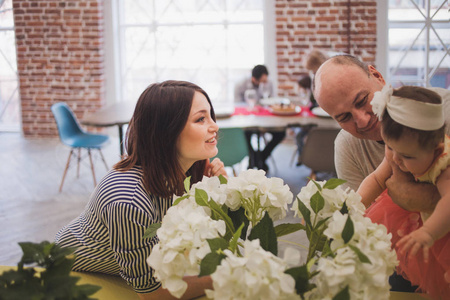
[{"left": 278, "top": 239, "right": 308, "bottom": 250}]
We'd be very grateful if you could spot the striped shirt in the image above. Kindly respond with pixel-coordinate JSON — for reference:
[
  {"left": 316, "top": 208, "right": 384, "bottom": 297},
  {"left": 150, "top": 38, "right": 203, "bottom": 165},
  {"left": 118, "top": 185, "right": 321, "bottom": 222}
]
[{"left": 55, "top": 165, "right": 172, "bottom": 293}]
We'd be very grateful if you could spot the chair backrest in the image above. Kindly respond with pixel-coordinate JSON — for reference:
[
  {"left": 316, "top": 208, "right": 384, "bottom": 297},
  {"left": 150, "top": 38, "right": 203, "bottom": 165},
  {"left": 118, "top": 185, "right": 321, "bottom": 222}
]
[
  {"left": 301, "top": 127, "right": 340, "bottom": 174},
  {"left": 214, "top": 128, "right": 249, "bottom": 167},
  {"left": 51, "top": 102, "right": 84, "bottom": 144}
]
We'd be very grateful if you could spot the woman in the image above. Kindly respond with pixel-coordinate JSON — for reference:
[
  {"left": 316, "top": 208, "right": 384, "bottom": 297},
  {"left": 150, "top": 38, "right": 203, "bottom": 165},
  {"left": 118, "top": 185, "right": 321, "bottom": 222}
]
[{"left": 55, "top": 80, "right": 226, "bottom": 299}]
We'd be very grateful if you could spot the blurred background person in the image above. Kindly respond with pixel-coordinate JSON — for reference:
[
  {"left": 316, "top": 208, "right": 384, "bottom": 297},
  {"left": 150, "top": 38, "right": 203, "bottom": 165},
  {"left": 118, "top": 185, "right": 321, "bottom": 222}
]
[{"left": 234, "top": 65, "right": 284, "bottom": 172}]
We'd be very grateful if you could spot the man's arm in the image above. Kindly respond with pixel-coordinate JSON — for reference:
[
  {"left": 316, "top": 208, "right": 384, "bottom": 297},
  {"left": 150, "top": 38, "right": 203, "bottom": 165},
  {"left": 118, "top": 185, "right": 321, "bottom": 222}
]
[{"left": 385, "top": 161, "right": 439, "bottom": 214}]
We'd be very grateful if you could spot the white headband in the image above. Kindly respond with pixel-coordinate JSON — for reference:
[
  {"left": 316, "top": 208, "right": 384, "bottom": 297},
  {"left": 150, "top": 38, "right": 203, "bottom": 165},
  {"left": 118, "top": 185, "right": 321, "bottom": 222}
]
[{"left": 370, "top": 84, "right": 444, "bottom": 131}]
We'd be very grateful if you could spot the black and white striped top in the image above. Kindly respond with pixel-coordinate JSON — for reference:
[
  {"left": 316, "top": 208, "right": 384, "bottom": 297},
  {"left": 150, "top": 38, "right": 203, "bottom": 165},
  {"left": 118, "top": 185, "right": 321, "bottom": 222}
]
[{"left": 55, "top": 165, "right": 172, "bottom": 293}]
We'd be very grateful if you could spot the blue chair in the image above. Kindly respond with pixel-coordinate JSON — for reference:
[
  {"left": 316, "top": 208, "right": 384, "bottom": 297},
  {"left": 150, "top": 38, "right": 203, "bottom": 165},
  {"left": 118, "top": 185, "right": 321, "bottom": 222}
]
[
  {"left": 214, "top": 128, "right": 249, "bottom": 176},
  {"left": 51, "top": 102, "right": 109, "bottom": 192}
]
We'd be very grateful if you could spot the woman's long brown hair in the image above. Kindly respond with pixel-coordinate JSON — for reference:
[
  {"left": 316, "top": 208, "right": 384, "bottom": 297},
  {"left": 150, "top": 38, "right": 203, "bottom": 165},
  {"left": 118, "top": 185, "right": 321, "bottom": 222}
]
[{"left": 114, "top": 80, "right": 216, "bottom": 197}]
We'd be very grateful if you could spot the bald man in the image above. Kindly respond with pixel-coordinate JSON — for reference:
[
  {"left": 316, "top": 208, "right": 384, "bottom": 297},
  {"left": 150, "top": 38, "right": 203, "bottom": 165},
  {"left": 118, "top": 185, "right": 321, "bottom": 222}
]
[{"left": 313, "top": 54, "right": 450, "bottom": 292}]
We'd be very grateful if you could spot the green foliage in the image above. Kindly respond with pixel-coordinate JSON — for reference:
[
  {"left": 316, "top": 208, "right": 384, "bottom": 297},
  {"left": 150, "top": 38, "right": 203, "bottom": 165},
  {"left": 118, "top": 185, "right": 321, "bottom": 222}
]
[
  {"left": 248, "top": 213, "right": 278, "bottom": 256},
  {"left": 341, "top": 215, "right": 354, "bottom": 244},
  {"left": 228, "top": 207, "right": 249, "bottom": 240},
  {"left": 143, "top": 223, "right": 161, "bottom": 239},
  {"left": 274, "top": 223, "right": 306, "bottom": 237},
  {"left": 332, "top": 286, "right": 350, "bottom": 300},
  {"left": 285, "top": 265, "right": 316, "bottom": 299},
  {"left": 323, "top": 178, "right": 347, "bottom": 190},
  {"left": 0, "top": 241, "right": 101, "bottom": 300}
]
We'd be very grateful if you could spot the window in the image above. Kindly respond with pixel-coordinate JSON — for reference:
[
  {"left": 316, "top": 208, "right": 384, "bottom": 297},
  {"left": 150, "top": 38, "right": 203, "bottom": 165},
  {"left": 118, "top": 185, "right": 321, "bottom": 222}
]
[
  {"left": 0, "top": 0, "right": 19, "bottom": 131},
  {"left": 114, "top": 0, "right": 266, "bottom": 109},
  {"left": 387, "top": 0, "right": 449, "bottom": 88}
]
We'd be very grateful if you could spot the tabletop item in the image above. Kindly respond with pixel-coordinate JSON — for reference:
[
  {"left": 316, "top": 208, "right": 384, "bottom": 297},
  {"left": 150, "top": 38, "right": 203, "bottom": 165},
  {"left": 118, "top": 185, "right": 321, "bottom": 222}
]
[
  {"left": 259, "top": 97, "right": 290, "bottom": 107},
  {"left": 269, "top": 104, "right": 301, "bottom": 116},
  {"left": 244, "top": 89, "right": 258, "bottom": 111},
  {"left": 311, "top": 106, "right": 331, "bottom": 118}
]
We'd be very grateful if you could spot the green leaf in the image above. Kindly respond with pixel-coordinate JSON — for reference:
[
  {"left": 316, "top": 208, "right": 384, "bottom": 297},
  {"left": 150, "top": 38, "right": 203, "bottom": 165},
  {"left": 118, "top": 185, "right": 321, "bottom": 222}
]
[
  {"left": 285, "top": 265, "right": 315, "bottom": 297},
  {"left": 348, "top": 244, "right": 372, "bottom": 264},
  {"left": 184, "top": 176, "right": 191, "bottom": 193},
  {"left": 74, "top": 283, "right": 102, "bottom": 297},
  {"left": 199, "top": 252, "right": 226, "bottom": 277},
  {"left": 309, "top": 178, "right": 322, "bottom": 191},
  {"left": 321, "top": 240, "right": 334, "bottom": 258},
  {"left": 229, "top": 223, "right": 244, "bottom": 253},
  {"left": 314, "top": 217, "right": 330, "bottom": 231},
  {"left": 207, "top": 238, "right": 229, "bottom": 252},
  {"left": 296, "top": 196, "right": 312, "bottom": 227},
  {"left": 195, "top": 188, "right": 209, "bottom": 206},
  {"left": 143, "top": 223, "right": 161, "bottom": 239},
  {"left": 218, "top": 174, "right": 228, "bottom": 184},
  {"left": 340, "top": 201, "right": 349, "bottom": 215},
  {"left": 333, "top": 286, "right": 350, "bottom": 300},
  {"left": 310, "top": 191, "right": 325, "bottom": 214},
  {"left": 19, "top": 241, "right": 48, "bottom": 265},
  {"left": 274, "top": 223, "right": 306, "bottom": 237},
  {"left": 173, "top": 194, "right": 189, "bottom": 206},
  {"left": 323, "top": 178, "right": 347, "bottom": 190},
  {"left": 341, "top": 215, "right": 354, "bottom": 244},
  {"left": 228, "top": 207, "right": 249, "bottom": 240},
  {"left": 248, "top": 213, "right": 277, "bottom": 256},
  {"left": 208, "top": 198, "right": 235, "bottom": 241}
]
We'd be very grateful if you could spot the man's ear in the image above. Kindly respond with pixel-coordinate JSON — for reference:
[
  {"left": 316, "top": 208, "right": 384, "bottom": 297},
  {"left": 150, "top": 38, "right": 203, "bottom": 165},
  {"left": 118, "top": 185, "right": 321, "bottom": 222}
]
[{"left": 368, "top": 65, "right": 386, "bottom": 85}]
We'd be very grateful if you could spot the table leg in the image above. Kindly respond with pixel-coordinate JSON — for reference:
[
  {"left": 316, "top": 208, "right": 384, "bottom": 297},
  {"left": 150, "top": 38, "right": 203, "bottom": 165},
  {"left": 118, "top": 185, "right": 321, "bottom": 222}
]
[{"left": 118, "top": 125, "right": 124, "bottom": 157}]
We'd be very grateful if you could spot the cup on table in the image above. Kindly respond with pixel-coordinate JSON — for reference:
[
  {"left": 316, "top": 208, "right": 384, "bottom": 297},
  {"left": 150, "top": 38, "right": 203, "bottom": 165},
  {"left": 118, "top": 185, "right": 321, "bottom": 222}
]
[{"left": 244, "top": 89, "right": 258, "bottom": 112}]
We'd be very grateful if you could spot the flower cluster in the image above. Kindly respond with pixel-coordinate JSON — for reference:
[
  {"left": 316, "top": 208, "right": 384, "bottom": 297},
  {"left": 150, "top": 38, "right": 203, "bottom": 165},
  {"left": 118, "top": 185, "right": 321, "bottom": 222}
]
[
  {"left": 309, "top": 212, "right": 398, "bottom": 300},
  {"left": 292, "top": 179, "right": 365, "bottom": 223},
  {"left": 146, "top": 196, "right": 226, "bottom": 298},
  {"left": 206, "top": 239, "right": 300, "bottom": 300},
  {"left": 291, "top": 179, "right": 398, "bottom": 299},
  {"left": 146, "top": 173, "right": 398, "bottom": 300},
  {"left": 226, "top": 169, "right": 293, "bottom": 224}
]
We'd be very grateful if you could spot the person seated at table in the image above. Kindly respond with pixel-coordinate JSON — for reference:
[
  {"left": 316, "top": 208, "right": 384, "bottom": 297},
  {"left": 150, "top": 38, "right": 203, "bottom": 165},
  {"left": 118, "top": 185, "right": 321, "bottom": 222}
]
[
  {"left": 55, "top": 80, "right": 227, "bottom": 300},
  {"left": 234, "top": 64, "right": 285, "bottom": 171},
  {"left": 294, "top": 50, "right": 328, "bottom": 166}
]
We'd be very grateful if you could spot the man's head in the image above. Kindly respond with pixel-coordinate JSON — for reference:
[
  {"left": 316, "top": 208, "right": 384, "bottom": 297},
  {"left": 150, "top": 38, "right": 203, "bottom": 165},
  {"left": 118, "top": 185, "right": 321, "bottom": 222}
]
[
  {"left": 313, "top": 55, "right": 386, "bottom": 141},
  {"left": 251, "top": 65, "right": 269, "bottom": 86}
]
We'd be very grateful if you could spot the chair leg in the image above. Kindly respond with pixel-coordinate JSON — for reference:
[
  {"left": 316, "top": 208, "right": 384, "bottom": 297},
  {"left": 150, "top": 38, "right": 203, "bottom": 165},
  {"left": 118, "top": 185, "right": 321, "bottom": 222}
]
[
  {"left": 77, "top": 148, "right": 81, "bottom": 178},
  {"left": 309, "top": 170, "right": 317, "bottom": 181},
  {"left": 98, "top": 149, "right": 109, "bottom": 171},
  {"left": 87, "top": 149, "right": 97, "bottom": 187},
  {"left": 59, "top": 149, "right": 74, "bottom": 192}
]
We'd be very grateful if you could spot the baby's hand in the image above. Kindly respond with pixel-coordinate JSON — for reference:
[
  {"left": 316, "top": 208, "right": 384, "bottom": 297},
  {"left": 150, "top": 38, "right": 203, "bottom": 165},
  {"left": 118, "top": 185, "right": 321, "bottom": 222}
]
[
  {"left": 396, "top": 228, "right": 434, "bottom": 263},
  {"left": 204, "top": 158, "right": 227, "bottom": 178}
]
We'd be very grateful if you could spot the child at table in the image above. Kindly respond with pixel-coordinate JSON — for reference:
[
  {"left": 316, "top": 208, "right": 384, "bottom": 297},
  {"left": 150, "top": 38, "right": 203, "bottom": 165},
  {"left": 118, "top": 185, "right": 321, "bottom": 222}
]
[{"left": 357, "top": 85, "right": 450, "bottom": 298}]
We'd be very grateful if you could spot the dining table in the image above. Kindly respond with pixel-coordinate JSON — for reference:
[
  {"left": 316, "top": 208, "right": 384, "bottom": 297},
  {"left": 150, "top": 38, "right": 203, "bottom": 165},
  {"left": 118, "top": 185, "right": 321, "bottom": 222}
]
[{"left": 81, "top": 102, "right": 339, "bottom": 157}]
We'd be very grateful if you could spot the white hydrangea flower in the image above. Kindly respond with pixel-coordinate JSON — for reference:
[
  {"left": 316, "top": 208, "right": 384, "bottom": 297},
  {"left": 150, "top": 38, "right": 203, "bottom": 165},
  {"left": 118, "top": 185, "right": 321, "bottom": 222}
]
[
  {"left": 189, "top": 175, "right": 228, "bottom": 205},
  {"left": 147, "top": 200, "right": 226, "bottom": 298},
  {"left": 292, "top": 180, "right": 365, "bottom": 224},
  {"left": 308, "top": 211, "right": 398, "bottom": 300},
  {"left": 206, "top": 239, "right": 300, "bottom": 300},
  {"left": 225, "top": 169, "right": 293, "bottom": 223}
]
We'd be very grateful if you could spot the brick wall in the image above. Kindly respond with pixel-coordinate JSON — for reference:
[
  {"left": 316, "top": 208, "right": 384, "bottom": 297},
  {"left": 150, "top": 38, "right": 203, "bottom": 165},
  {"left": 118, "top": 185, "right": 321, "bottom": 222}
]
[
  {"left": 12, "top": 0, "right": 377, "bottom": 137},
  {"left": 275, "top": 0, "right": 377, "bottom": 98},
  {"left": 13, "top": 0, "right": 105, "bottom": 137}
]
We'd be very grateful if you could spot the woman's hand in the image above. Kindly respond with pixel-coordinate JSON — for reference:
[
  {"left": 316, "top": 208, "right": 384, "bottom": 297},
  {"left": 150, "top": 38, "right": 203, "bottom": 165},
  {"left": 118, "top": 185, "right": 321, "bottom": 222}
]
[{"left": 204, "top": 158, "right": 227, "bottom": 178}]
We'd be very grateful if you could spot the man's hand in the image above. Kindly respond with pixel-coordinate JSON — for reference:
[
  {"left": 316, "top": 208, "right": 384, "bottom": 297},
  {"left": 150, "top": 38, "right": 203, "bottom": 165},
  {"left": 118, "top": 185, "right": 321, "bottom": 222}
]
[{"left": 385, "top": 160, "right": 438, "bottom": 214}]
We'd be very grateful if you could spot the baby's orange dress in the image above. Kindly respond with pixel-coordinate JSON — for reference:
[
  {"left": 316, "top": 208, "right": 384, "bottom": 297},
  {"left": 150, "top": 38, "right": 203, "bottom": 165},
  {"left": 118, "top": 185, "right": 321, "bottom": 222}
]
[{"left": 366, "top": 135, "right": 450, "bottom": 299}]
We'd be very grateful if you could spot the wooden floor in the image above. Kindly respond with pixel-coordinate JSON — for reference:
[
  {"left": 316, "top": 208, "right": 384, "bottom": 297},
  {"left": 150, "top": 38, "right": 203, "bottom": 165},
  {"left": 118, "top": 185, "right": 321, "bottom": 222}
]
[{"left": 0, "top": 131, "right": 322, "bottom": 266}]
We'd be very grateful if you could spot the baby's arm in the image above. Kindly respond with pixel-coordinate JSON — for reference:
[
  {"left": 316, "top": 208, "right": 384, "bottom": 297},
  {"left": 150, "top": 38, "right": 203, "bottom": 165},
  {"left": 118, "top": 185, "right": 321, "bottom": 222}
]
[
  {"left": 357, "top": 158, "right": 392, "bottom": 208},
  {"left": 397, "top": 167, "right": 450, "bottom": 262}
]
